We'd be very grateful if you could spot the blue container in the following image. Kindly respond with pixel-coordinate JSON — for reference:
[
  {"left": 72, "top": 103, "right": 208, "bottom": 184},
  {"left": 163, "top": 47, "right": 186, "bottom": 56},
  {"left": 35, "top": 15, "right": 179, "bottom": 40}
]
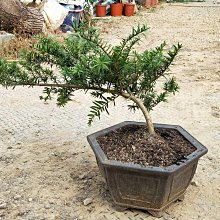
[
  {"left": 60, "top": 3, "right": 82, "bottom": 32},
  {"left": 63, "top": 11, "right": 80, "bottom": 26}
]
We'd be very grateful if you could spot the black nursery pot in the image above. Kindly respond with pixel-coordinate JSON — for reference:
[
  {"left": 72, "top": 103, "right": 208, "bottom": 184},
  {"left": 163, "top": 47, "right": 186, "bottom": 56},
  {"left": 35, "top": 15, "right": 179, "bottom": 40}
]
[{"left": 87, "top": 121, "right": 208, "bottom": 216}]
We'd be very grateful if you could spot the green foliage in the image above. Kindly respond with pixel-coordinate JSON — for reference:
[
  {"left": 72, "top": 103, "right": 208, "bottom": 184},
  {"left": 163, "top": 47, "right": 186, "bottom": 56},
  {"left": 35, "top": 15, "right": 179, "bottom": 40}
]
[
  {"left": 88, "top": 94, "right": 117, "bottom": 125},
  {"left": 0, "top": 24, "right": 182, "bottom": 128}
]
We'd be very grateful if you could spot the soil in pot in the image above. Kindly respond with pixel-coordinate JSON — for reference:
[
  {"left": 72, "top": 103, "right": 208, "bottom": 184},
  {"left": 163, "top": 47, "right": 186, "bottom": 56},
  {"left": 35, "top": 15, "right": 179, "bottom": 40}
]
[
  {"left": 110, "top": 3, "right": 123, "bottom": 16},
  {"left": 124, "top": 3, "right": 135, "bottom": 16},
  {"left": 97, "top": 124, "right": 196, "bottom": 167},
  {"left": 96, "top": 4, "right": 106, "bottom": 17}
]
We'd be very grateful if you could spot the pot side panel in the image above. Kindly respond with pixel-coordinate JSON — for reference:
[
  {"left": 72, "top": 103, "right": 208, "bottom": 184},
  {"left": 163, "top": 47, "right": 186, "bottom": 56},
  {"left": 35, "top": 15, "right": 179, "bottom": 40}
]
[
  {"left": 105, "top": 168, "right": 169, "bottom": 209},
  {"left": 168, "top": 161, "right": 198, "bottom": 201}
]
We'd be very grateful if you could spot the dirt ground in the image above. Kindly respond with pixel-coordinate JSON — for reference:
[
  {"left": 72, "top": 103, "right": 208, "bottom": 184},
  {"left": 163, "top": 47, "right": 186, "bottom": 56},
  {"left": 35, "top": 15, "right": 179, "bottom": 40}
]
[{"left": 0, "top": 2, "right": 220, "bottom": 220}]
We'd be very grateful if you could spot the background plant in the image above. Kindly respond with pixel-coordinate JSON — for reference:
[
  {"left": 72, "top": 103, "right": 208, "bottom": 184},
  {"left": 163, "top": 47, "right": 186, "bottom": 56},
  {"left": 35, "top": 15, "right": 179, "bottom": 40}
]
[
  {"left": 0, "top": 35, "right": 35, "bottom": 60},
  {"left": 0, "top": 24, "right": 181, "bottom": 135}
]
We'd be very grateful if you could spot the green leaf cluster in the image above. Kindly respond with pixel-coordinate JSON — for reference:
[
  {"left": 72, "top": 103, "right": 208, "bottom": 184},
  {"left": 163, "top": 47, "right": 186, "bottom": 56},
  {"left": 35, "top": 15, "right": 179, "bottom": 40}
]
[{"left": 0, "top": 24, "right": 182, "bottom": 128}]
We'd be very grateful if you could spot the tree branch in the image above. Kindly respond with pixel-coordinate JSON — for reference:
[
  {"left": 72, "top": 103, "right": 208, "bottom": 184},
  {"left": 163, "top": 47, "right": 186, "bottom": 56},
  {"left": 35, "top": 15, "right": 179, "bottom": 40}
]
[
  {"left": 79, "top": 33, "right": 111, "bottom": 59},
  {"left": 19, "top": 82, "right": 119, "bottom": 95}
]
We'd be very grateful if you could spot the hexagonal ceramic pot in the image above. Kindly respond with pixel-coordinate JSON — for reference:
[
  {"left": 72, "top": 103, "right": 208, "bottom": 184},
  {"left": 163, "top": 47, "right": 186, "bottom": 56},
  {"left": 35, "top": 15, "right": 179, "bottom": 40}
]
[{"left": 87, "top": 121, "right": 208, "bottom": 214}]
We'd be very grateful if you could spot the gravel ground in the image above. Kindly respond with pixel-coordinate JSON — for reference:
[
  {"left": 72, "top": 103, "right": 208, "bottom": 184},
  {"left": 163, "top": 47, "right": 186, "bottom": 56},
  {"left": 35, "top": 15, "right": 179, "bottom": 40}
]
[{"left": 0, "top": 2, "right": 220, "bottom": 220}]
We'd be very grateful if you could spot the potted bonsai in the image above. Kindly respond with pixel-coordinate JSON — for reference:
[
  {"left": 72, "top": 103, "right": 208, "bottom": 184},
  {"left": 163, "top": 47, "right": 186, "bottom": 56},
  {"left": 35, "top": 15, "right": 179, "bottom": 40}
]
[
  {"left": 0, "top": 24, "right": 207, "bottom": 217},
  {"left": 110, "top": 0, "right": 123, "bottom": 16}
]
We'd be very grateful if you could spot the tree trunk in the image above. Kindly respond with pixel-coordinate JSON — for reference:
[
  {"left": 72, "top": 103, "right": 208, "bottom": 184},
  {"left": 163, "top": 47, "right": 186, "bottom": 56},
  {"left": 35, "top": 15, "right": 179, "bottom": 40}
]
[
  {"left": 0, "top": 0, "right": 44, "bottom": 35},
  {"left": 121, "top": 92, "right": 155, "bottom": 135}
]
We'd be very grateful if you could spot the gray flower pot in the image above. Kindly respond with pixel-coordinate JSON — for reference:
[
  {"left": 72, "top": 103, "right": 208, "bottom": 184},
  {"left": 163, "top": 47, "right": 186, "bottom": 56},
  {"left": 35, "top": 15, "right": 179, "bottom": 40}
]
[{"left": 87, "top": 121, "right": 208, "bottom": 217}]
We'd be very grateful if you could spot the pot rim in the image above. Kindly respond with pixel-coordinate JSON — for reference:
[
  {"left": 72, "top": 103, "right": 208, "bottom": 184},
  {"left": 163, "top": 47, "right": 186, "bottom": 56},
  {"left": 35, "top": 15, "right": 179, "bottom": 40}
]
[
  {"left": 110, "top": 2, "right": 123, "bottom": 5},
  {"left": 124, "top": 3, "right": 135, "bottom": 5},
  {"left": 96, "top": 4, "right": 107, "bottom": 6},
  {"left": 87, "top": 121, "right": 208, "bottom": 174}
]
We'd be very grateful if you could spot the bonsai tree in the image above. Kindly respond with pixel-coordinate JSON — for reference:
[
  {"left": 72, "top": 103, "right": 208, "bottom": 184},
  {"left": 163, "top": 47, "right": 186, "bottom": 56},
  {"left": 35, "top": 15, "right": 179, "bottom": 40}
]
[{"left": 0, "top": 24, "right": 181, "bottom": 135}]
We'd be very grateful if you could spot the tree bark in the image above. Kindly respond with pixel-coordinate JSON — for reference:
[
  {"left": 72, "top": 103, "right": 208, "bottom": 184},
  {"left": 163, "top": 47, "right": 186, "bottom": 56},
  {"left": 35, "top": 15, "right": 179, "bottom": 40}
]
[
  {"left": 0, "top": 0, "right": 44, "bottom": 35},
  {"left": 121, "top": 92, "right": 155, "bottom": 135}
]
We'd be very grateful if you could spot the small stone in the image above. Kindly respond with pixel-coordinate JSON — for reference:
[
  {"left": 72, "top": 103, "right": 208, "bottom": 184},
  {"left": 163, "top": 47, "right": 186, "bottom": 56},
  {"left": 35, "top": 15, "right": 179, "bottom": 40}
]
[
  {"left": 191, "top": 181, "right": 198, "bottom": 187},
  {"left": 0, "top": 212, "right": 5, "bottom": 217},
  {"left": 28, "top": 198, "right": 33, "bottom": 202},
  {"left": 86, "top": 173, "right": 93, "bottom": 179},
  {"left": 65, "top": 201, "right": 71, "bottom": 206},
  {"left": 78, "top": 174, "right": 86, "bottom": 180},
  {"left": 7, "top": 146, "right": 12, "bottom": 149},
  {"left": 207, "top": 156, "right": 213, "bottom": 161},
  {"left": 163, "top": 216, "right": 173, "bottom": 220},
  {"left": 0, "top": 203, "right": 7, "bottom": 209},
  {"left": 44, "top": 204, "right": 51, "bottom": 209},
  {"left": 14, "top": 195, "right": 22, "bottom": 200},
  {"left": 83, "top": 198, "right": 93, "bottom": 206},
  {"left": 17, "top": 210, "right": 26, "bottom": 216},
  {"left": 70, "top": 173, "right": 77, "bottom": 180}
]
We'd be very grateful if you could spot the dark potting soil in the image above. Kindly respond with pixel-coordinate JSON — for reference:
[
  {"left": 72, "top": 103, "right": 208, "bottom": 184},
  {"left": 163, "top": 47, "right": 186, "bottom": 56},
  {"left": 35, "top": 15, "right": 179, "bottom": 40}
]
[{"left": 97, "top": 125, "right": 196, "bottom": 167}]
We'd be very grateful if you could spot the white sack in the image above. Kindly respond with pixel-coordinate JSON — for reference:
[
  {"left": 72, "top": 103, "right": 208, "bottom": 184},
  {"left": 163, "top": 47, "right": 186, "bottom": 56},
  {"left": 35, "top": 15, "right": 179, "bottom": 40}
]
[
  {"left": 41, "top": 0, "right": 68, "bottom": 30},
  {"left": 20, "top": 0, "right": 42, "bottom": 5}
]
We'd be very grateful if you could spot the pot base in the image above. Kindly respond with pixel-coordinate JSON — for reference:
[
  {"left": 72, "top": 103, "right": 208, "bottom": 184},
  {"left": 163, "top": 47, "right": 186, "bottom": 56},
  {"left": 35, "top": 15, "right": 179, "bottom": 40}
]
[{"left": 113, "top": 192, "right": 185, "bottom": 217}]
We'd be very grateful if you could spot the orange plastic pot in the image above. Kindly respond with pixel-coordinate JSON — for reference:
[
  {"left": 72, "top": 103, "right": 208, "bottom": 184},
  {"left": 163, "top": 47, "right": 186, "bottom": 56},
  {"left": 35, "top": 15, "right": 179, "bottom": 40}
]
[
  {"left": 152, "top": 0, "right": 158, "bottom": 7},
  {"left": 124, "top": 3, "right": 135, "bottom": 16},
  {"left": 96, "top": 4, "right": 106, "bottom": 17},
  {"left": 146, "top": 0, "right": 151, "bottom": 8},
  {"left": 110, "top": 3, "right": 123, "bottom": 16}
]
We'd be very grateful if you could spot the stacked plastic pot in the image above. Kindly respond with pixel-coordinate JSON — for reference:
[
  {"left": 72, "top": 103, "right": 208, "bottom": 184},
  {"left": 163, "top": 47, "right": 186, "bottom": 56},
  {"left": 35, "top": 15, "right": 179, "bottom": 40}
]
[
  {"left": 146, "top": 0, "right": 158, "bottom": 9},
  {"left": 96, "top": 1, "right": 135, "bottom": 17}
]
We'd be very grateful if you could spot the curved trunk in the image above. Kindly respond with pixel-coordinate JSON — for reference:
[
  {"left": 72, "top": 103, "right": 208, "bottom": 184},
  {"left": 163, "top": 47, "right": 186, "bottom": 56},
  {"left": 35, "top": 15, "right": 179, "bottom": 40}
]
[{"left": 121, "top": 92, "right": 155, "bottom": 135}]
